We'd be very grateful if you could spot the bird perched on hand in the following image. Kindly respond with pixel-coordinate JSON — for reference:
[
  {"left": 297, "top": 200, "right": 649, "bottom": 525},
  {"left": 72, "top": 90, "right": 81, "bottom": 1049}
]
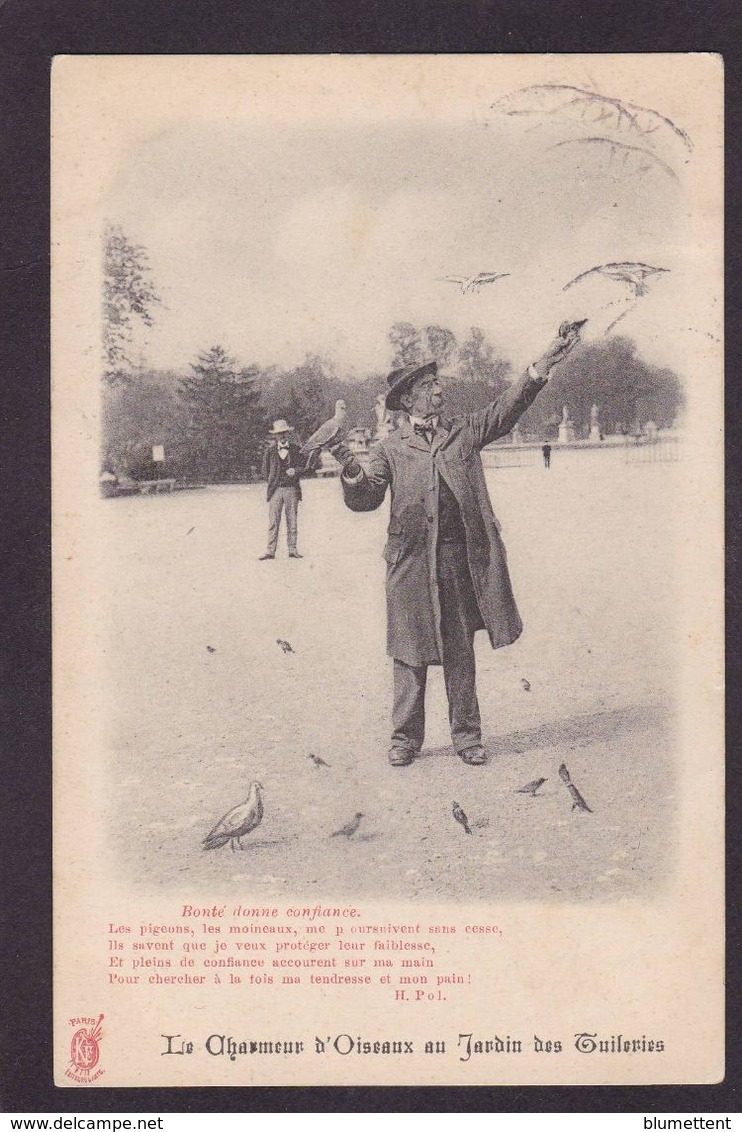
[
  {"left": 202, "top": 781, "right": 264, "bottom": 851},
  {"left": 520, "top": 678, "right": 531, "bottom": 692},
  {"left": 558, "top": 763, "right": 593, "bottom": 813},
  {"left": 558, "top": 319, "right": 588, "bottom": 339},
  {"left": 440, "top": 271, "right": 510, "bottom": 295},
  {"left": 299, "top": 400, "right": 348, "bottom": 456},
  {"left": 452, "top": 801, "right": 472, "bottom": 834},
  {"left": 563, "top": 262, "right": 669, "bottom": 298},
  {"left": 516, "top": 777, "right": 547, "bottom": 796},
  {"left": 308, "top": 752, "right": 330, "bottom": 768},
  {"left": 331, "top": 812, "right": 364, "bottom": 838},
  {"left": 276, "top": 638, "right": 294, "bottom": 654}
]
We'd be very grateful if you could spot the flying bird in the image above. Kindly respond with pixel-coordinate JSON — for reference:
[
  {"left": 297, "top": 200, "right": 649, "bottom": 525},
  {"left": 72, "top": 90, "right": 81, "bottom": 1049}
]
[
  {"left": 331, "top": 812, "right": 364, "bottom": 838},
  {"left": 299, "top": 400, "right": 348, "bottom": 456},
  {"left": 516, "top": 777, "right": 547, "bottom": 796},
  {"left": 558, "top": 763, "right": 593, "bottom": 813},
  {"left": 202, "top": 781, "right": 264, "bottom": 851},
  {"left": 452, "top": 801, "right": 472, "bottom": 835},
  {"left": 563, "top": 262, "right": 669, "bottom": 298},
  {"left": 520, "top": 678, "right": 531, "bottom": 692},
  {"left": 308, "top": 753, "right": 330, "bottom": 768},
  {"left": 440, "top": 272, "right": 510, "bottom": 295},
  {"left": 276, "top": 639, "right": 294, "bottom": 654}
]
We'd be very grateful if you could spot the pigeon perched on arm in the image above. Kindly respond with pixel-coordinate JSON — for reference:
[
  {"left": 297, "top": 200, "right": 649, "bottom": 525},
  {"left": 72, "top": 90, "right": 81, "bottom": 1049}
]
[
  {"left": 452, "top": 801, "right": 472, "bottom": 834},
  {"left": 299, "top": 400, "right": 348, "bottom": 456},
  {"left": 202, "top": 781, "right": 264, "bottom": 851}
]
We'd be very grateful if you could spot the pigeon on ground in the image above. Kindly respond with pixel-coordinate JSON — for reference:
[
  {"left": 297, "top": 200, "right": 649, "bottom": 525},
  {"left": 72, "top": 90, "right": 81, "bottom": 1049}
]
[
  {"left": 299, "top": 400, "right": 348, "bottom": 456},
  {"left": 558, "top": 763, "right": 593, "bottom": 813},
  {"left": 276, "top": 639, "right": 294, "bottom": 654},
  {"left": 308, "top": 753, "right": 330, "bottom": 768},
  {"left": 563, "top": 262, "right": 669, "bottom": 298},
  {"left": 440, "top": 271, "right": 510, "bottom": 295},
  {"left": 521, "top": 678, "right": 531, "bottom": 692},
  {"left": 331, "top": 812, "right": 364, "bottom": 838},
  {"left": 202, "top": 781, "right": 264, "bottom": 851},
  {"left": 516, "top": 777, "right": 547, "bottom": 796},
  {"left": 452, "top": 801, "right": 472, "bottom": 834},
  {"left": 206, "top": 645, "right": 216, "bottom": 653}
]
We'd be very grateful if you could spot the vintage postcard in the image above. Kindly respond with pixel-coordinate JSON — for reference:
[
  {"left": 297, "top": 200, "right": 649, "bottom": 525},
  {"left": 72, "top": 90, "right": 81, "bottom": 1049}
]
[{"left": 52, "top": 54, "right": 723, "bottom": 1087}]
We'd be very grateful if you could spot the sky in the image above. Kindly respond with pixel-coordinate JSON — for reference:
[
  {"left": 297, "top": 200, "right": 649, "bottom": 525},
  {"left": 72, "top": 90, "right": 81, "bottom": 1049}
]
[{"left": 104, "top": 70, "right": 718, "bottom": 383}]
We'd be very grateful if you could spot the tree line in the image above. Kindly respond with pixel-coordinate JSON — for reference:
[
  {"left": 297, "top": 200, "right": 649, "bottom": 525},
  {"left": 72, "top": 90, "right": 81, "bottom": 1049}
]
[{"left": 101, "top": 226, "right": 685, "bottom": 484}]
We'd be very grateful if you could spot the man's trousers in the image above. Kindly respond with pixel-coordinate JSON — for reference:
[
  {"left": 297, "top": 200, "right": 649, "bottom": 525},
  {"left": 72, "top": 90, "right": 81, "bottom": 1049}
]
[
  {"left": 266, "top": 485, "right": 300, "bottom": 556},
  {"left": 391, "top": 539, "right": 483, "bottom": 755}
]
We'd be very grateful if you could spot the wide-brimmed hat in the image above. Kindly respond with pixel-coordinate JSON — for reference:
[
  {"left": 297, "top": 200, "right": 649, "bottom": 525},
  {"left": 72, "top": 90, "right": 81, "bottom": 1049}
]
[
  {"left": 268, "top": 419, "right": 293, "bottom": 435},
  {"left": 385, "top": 360, "right": 437, "bottom": 411}
]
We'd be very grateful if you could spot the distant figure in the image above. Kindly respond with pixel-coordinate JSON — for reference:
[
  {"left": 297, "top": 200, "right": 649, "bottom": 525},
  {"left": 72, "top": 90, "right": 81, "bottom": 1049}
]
[
  {"left": 260, "top": 420, "right": 315, "bottom": 560},
  {"left": 542, "top": 443, "right": 552, "bottom": 469}
]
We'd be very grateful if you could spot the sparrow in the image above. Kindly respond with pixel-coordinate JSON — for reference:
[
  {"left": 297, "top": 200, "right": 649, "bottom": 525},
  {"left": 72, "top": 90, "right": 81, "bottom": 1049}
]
[
  {"left": 452, "top": 801, "right": 472, "bottom": 834},
  {"left": 440, "top": 271, "right": 510, "bottom": 295},
  {"left": 558, "top": 763, "right": 593, "bottom": 813},
  {"left": 202, "top": 781, "right": 264, "bottom": 851},
  {"left": 520, "top": 678, "right": 531, "bottom": 692},
  {"left": 206, "top": 645, "right": 216, "bottom": 653},
  {"left": 299, "top": 400, "right": 348, "bottom": 456},
  {"left": 276, "top": 639, "right": 294, "bottom": 654},
  {"left": 516, "top": 777, "right": 547, "bottom": 796},
  {"left": 331, "top": 812, "right": 364, "bottom": 838},
  {"left": 308, "top": 753, "right": 330, "bottom": 768}
]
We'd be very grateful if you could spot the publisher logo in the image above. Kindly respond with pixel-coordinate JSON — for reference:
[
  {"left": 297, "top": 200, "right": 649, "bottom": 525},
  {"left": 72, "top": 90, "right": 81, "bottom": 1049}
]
[{"left": 66, "top": 1014, "right": 105, "bottom": 1084}]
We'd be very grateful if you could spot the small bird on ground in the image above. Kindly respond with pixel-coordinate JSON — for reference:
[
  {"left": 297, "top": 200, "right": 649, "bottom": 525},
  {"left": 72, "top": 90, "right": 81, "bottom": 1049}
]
[
  {"left": 331, "top": 812, "right": 364, "bottom": 838},
  {"left": 206, "top": 645, "right": 216, "bottom": 653},
  {"left": 558, "top": 763, "right": 593, "bottom": 813},
  {"left": 452, "top": 801, "right": 472, "bottom": 834},
  {"left": 558, "top": 318, "right": 588, "bottom": 338},
  {"left": 516, "top": 777, "right": 547, "bottom": 796},
  {"left": 308, "top": 753, "right": 330, "bottom": 768},
  {"left": 521, "top": 678, "right": 531, "bottom": 692},
  {"left": 276, "top": 639, "right": 294, "bottom": 654},
  {"left": 202, "top": 781, "right": 264, "bottom": 851},
  {"left": 299, "top": 400, "right": 348, "bottom": 456},
  {"left": 440, "top": 271, "right": 510, "bottom": 295},
  {"left": 186, "top": 526, "right": 195, "bottom": 536}
]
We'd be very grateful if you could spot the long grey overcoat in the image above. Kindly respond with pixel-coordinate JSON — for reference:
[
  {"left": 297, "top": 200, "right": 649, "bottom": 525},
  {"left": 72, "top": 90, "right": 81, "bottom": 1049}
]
[{"left": 341, "top": 369, "right": 547, "bottom": 666}]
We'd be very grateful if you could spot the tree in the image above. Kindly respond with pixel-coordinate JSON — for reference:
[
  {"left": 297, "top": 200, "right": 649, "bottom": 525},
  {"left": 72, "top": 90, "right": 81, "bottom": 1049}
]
[
  {"left": 455, "top": 327, "right": 512, "bottom": 394},
  {"left": 103, "top": 225, "right": 161, "bottom": 383},
  {"left": 388, "top": 322, "right": 423, "bottom": 368},
  {"left": 179, "top": 346, "right": 267, "bottom": 482}
]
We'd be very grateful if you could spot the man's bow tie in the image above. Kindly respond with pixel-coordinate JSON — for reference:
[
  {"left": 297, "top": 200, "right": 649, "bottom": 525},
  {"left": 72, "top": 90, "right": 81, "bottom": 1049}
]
[{"left": 413, "top": 423, "right": 435, "bottom": 443}]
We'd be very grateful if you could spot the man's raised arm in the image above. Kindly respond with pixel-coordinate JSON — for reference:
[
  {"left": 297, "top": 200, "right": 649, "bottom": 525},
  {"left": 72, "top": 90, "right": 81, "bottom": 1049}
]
[{"left": 328, "top": 440, "right": 392, "bottom": 512}]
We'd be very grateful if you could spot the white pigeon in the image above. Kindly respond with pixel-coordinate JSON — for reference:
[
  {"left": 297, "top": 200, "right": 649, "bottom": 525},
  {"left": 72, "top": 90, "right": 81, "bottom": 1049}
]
[
  {"left": 299, "top": 400, "right": 348, "bottom": 455},
  {"left": 563, "top": 262, "right": 669, "bottom": 297},
  {"left": 203, "top": 781, "right": 264, "bottom": 851},
  {"left": 440, "top": 271, "right": 510, "bottom": 295}
]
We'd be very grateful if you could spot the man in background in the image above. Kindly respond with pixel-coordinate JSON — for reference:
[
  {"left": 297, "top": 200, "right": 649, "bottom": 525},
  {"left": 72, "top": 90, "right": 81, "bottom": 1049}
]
[{"left": 260, "top": 419, "right": 313, "bottom": 560}]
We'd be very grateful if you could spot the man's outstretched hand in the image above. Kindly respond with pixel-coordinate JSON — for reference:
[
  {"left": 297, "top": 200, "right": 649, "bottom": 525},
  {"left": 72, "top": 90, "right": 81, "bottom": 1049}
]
[{"left": 532, "top": 322, "right": 584, "bottom": 380}]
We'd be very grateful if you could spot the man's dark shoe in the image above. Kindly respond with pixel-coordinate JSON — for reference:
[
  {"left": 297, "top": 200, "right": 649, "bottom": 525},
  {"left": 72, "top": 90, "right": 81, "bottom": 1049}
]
[
  {"left": 388, "top": 747, "right": 415, "bottom": 767},
  {"left": 259, "top": 554, "right": 275, "bottom": 560},
  {"left": 459, "top": 745, "right": 486, "bottom": 765},
  {"left": 289, "top": 552, "right": 303, "bottom": 558}
]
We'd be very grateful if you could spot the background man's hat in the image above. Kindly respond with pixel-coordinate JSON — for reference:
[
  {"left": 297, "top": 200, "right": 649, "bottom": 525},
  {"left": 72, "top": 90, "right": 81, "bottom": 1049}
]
[
  {"left": 385, "top": 360, "right": 437, "bottom": 411},
  {"left": 269, "top": 419, "right": 293, "bottom": 434}
]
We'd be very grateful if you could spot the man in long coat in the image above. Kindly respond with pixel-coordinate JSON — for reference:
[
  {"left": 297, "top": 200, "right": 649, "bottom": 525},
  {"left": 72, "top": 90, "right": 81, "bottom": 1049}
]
[
  {"left": 327, "top": 329, "right": 578, "bottom": 766},
  {"left": 260, "top": 419, "right": 315, "bottom": 560}
]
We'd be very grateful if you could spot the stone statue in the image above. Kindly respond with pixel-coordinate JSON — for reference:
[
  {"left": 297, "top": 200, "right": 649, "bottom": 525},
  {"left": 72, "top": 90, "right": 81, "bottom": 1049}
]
[{"left": 374, "top": 393, "right": 393, "bottom": 440}]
